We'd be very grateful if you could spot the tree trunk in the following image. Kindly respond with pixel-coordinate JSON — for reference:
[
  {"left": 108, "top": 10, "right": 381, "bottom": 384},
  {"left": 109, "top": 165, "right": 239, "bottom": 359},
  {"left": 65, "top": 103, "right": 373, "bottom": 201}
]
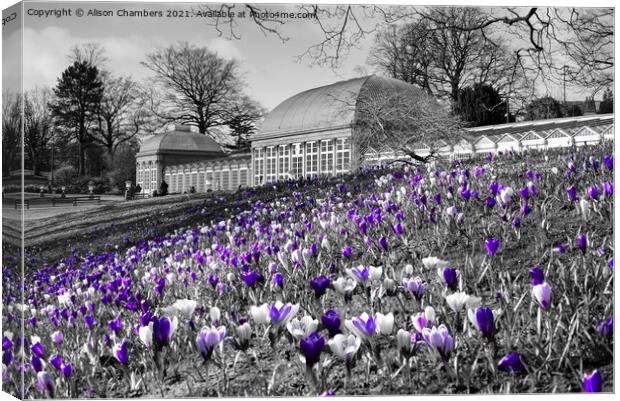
[{"left": 78, "top": 140, "right": 85, "bottom": 176}]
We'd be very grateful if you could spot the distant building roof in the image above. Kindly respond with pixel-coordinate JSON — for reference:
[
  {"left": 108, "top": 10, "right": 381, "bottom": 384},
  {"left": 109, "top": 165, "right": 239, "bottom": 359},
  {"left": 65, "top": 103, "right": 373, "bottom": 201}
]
[
  {"left": 465, "top": 114, "right": 614, "bottom": 137},
  {"left": 138, "top": 125, "right": 224, "bottom": 155},
  {"left": 256, "top": 75, "right": 427, "bottom": 139}
]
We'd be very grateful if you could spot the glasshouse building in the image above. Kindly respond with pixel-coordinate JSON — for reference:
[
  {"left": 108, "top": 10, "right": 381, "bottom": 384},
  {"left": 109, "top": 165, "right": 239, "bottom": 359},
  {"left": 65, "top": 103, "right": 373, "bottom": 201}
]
[{"left": 136, "top": 75, "right": 614, "bottom": 194}]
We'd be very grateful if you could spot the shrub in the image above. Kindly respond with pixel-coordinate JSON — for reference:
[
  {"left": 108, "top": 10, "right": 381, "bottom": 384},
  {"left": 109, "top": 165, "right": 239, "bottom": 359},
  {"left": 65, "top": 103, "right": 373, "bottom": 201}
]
[{"left": 53, "top": 165, "right": 78, "bottom": 186}]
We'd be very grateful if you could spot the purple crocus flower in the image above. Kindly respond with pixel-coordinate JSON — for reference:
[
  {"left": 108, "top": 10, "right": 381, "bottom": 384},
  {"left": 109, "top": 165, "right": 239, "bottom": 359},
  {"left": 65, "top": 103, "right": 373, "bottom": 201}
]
[
  {"left": 588, "top": 185, "right": 599, "bottom": 199},
  {"left": 51, "top": 331, "right": 63, "bottom": 345},
  {"left": 441, "top": 267, "right": 457, "bottom": 291},
  {"left": 240, "top": 271, "right": 264, "bottom": 288},
  {"left": 597, "top": 316, "right": 613, "bottom": 338},
  {"left": 273, "top": 273, "right": 283, "bottom": 287},
  {"left": 379, "top": 236, "right": 388, "bottom": 250},
  {"left": 153, "top": 316, "right": 176, "bottom": 348},
  {"left": 113, "top": 340, "right": 129, "bottom": 365},
  {"left": 602, "top": 154, "right": 613, "bottom": 170},
  {"left": 576, "top": 233, "right": 587, "bottom": 252},
  {"left": 107, "top": 318, "right": 122, "bottom": 334},
  {"left": 512, "top": 216, "right": 521, "bottom": 227},
  {"left": 37, "top": 371, "right": 55, "bottom": 397},
  {"left": 473, "top": 307, "right": 494, "bottom": 340},
  {"left": 60, "top": 363, "right": 72, "bottom": 378},
  {"left": 485, "top": 197, "right": 496, "bottom": 208},
  {"left": 583, "top": 369, "right": 602, "bottom": 392},
  {"left": 555, "top": 243, "right": 566, "bottom": 253},
  {"left": 489, "top": 180, "right": 499, "bottom": 195},
  {"left": 31, "top": 342, "right": 44, "bottom": 358},
  {"left": 349, "top": 265, "right": 369, "bottom": 283},
  {"left": 421, "top": 325, "right": 453, "bottom": 360},
  {"left": 50, "top": 354, "right": 63, "bottom": 370},
  {"left": 603, "top": 181, "right": 613, "bottom": 196},
  {"left": 299, "top": 332, "right": 324, "bottom": 366},
  {"left": 321, "top": 310, "right": 341, "bottom": 337},
  {"left": 520, "top": 203, "right": 531, "bottom": 216},
  {"left": 341, "top": 246, "right": 352, "bottom": 258},
  {"left": 393, "top": 223, "right": 404, "bottom": 235},
  {"left": 347, "top": 313, "right": 376, "bottom": 338},
  {"left": 268, "top": 302, "right": 298, "bottom": 326},
  {"left": 529, "top": 267, "right": 544, "bottom": 285},
  {"left": 309, "top": 275, "right": 331, "bottom": 297},
  {"left": 498, "top": 352, "right": 525, "bottom": 373},
  {"left": 2, "top": 350, "right": 12, "bottom": 366},
  {"left": 196, "top": 326, "right": 226, "bottom": 361},
  {"left": 518, "top": 187, "right": 528, "bottom": 199},
  {"left": 403, "top": 276, "right": 425, "bottom": 300},
  {"left": 2, "top": 337, "right": 12, "bottom": 351},
  {"left": 485, "top": 239, "right": 500, "bottom": 257},
  {"left": 567, "top": 186, "right": 577, "bottom": 201},
  {"left": 609, "top": 258, "right": 614, "bottom": 269},
  {"left": 31, "top": 355, "right": 43, "bottom": 372}
]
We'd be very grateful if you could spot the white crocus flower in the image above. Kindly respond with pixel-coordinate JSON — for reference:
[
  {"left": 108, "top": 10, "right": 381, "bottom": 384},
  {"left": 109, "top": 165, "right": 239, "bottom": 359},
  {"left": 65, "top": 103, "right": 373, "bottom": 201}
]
[
  {"left": 369, "top": 266, "right": 383, "bottom": 282},
  {"left": 375, "top": 312, "right": 394, "bottom": 335},
  {"left": 579, "top": 198, "right": 591, "bottom": 220},
  {"left": 209, "top": 306, "right": 221, "bottom": 323},
  {"left": 333, "top": 277, "right": 357, "bottom": 296},
  {"left": 445, "top": 292, "right": 471, "bottom": 312},
  {"left": 422, "top": 256, "right": 450, "bottom": 270},
  {"left": 250, "top": 304, "right": 270, "bottom": 325},
  {"left": 169, "top": 299, "right": 198, "bottom": 320},
  {"left": 499, "top": 187, "right": 514, "bottom": 205},
  {"left": 328, "top": 334, "right": 361, "bottom": 362},
  {"left": 286, "top": 316, "right": 319, "bottom": 340},
  {"left": 138, "top": 323, "right": 154, "bottom": 348}
]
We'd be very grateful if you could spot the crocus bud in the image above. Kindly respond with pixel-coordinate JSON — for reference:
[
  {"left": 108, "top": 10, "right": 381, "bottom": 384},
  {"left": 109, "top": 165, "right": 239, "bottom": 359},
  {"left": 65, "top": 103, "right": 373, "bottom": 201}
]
[
  {"left": 113, "top": 340, "right": 129, "bottom": 365},
  {"left": 470, "top": 306, "right": 494, "bottom": 340},
  {"left": 528, "top": 267, "right": 544, "bottom": 285},
  {"left": 210, "top": 307, "right": 221, "bottom": 324},
  {"left": 532, "top": 282, "right": 552, "bottom": 310},
  {"left": 317, "top": 308, "right": 339, "bottom": 337},
  {"left": 51, "top": 331, "right": 63, "bottom": 345},
  {"left": 498, "top": 352, "right": 525, "bottom": 373},
  {"left": 576, "top": 233, "right": 587, "bottom": 252},
  {"left": 440, "top": 267, "right": 457, "bottom": 290},
  {"left": 299, "top": 332, "right": 324, "bottom": 366},
  {"left": 37, "top": 371, "right": 54, "bottom": 397},
  {"left": 375, "top": 312, "right": 394, "bottom": 335},
  {"left": 583, "top": 369, "right": 602, "bottom": 392},
  {"left": 485, "top": 239, "right": 500, "bottom": 257}
]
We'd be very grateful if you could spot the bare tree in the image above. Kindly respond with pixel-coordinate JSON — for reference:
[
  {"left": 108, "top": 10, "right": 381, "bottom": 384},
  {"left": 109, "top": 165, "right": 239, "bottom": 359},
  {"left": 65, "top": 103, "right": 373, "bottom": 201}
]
[
  {"left": 2, "top": 91, "right": 22, "bottom": 176},
  {"left": 199, "top": 5, "right": 610, "bottom": 93},
  {"left": 353, "top": 86, "right": 465, "bottom": 163},
  {"left": 369, "top": 8, "right": 528, "bottom": 105},
  {"left": 142, "top": 42, "right": 262, "bottom": 138},
  {"left": 92, "top": 75, "right": 143, "bottom": 165},
  {"left": 69, "top": 43, "right": 108, "bottom": 70},
  {"left": 24, "top": 87, "right": 54, "bottom": 176}
]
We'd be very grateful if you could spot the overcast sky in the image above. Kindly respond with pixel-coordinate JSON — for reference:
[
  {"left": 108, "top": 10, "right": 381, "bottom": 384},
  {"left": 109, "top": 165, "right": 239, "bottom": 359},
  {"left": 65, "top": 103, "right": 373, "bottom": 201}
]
[{"left": 3, "top": 1, "right": 608, "bottom": 111}]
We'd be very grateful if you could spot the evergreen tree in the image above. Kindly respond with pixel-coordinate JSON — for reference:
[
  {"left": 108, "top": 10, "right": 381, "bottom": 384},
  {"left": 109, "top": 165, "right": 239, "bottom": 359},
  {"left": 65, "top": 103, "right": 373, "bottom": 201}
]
[
  {"left": 454, "top": 83, "right": 508, "bottom": 127},
  {"left": 525, "top": 96, "right": 564, "bottom": 121},
  {"left": 599, "top": 88, "right": 613, "bottom": 114},
  {"left": 49, "top": 61, "right": 104, "bottom": 176}
]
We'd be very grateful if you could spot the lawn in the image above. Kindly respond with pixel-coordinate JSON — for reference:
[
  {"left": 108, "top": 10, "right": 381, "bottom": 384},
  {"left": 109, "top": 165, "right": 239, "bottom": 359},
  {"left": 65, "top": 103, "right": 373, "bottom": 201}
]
[{"left": 1, "top": 143, "right": 614, "bottom": 398}]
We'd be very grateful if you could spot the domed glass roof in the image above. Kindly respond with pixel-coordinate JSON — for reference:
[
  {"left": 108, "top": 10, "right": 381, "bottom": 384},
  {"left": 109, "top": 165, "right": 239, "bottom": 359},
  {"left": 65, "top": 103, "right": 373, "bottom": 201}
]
[
  {"left": 259, "top": 75, "right": 425, "bottom": 136},
  {"left": 139, "top": 125, "right": 223, "bottom": 154}
]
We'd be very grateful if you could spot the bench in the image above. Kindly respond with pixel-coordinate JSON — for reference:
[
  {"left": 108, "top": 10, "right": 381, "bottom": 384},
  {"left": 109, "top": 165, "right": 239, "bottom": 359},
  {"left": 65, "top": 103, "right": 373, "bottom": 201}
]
[
  {"left": 14, "top": 196, "right": 101, "bottom": 208},
  {"left": 67, "top": 196, "right": 101, "bottom": 206},
  {"left": 131, "top": 193, "right": 150, "bottom": 200},
  {"left": 14, "top": 199, "right": 30, "bottom": 209}
]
